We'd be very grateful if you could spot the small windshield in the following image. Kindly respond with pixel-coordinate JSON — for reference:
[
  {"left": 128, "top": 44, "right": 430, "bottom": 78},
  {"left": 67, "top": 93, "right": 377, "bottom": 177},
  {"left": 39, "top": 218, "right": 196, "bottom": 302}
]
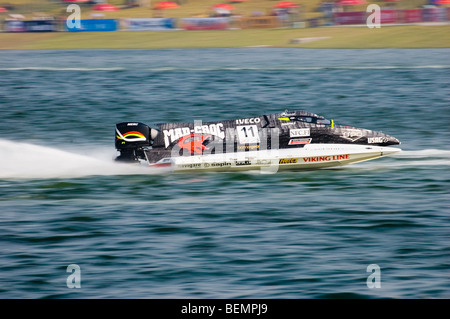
[
  {"left": 317, "top": 119, "right": 331, "bottom": 125},
  {"left": 295, "top": 116, "right": 313, "bottom": 123},
  {"left": 295, "top": 116, "right": 332, "bottom": 126}
]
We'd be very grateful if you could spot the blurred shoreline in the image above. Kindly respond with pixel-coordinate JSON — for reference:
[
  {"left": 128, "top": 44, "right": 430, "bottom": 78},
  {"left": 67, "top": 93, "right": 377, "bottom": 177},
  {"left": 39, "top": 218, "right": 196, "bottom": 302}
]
[
  {"left": 2, "top": 1, "right": 450, "bottom": 49},
  {"left": 1, "top": 24, "right": 450, "bottom": 50}
]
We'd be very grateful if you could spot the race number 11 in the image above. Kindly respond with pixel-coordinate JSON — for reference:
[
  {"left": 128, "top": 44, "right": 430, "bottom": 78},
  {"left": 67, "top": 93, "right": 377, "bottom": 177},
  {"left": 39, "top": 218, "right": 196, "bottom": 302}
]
[{"left": 237, "top": 125, "right": 260, "bottom": 144}]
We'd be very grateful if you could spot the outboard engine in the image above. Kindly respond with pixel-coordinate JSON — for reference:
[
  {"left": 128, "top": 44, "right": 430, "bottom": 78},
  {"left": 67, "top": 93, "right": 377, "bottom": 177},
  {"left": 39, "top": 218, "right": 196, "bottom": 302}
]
[{"left": 115, "top": 122, "right": 158, "bottom": 162}]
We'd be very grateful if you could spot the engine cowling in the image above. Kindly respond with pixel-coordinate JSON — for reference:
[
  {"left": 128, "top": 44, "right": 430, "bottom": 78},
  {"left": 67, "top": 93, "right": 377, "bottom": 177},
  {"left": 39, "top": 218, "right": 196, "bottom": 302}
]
[{"left": 115, "top": 122, "right": 158, "bottom": 162}]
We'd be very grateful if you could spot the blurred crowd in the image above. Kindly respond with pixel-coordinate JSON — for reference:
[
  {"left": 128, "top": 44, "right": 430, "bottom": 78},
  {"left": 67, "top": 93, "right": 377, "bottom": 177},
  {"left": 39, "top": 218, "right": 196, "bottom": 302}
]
[{"left": 0, "top": 0, "right": 449, "bottom": 30}]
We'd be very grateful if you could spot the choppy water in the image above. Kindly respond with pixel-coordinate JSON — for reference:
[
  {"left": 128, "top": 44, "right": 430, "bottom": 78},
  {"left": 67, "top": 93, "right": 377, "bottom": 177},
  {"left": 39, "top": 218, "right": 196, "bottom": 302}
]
[{"left": 0, "top": 49, "right": 449, "bottom": 299}]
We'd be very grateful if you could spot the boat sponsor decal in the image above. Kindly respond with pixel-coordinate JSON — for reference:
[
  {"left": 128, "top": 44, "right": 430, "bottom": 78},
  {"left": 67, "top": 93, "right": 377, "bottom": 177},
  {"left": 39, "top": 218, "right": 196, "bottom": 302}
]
[
  {"left": 303, "top": 154, "right": 349, "bottom": 162},
  {"left": 236, "top": 117, "right": 261, "bottom": 125},
  {"left": 180, "top": 162, "right": 233, "bottom": 169},
  {"left": 341, "top": 129, "right": 364, "bottom": 142},
  {"left": 163, "top": 123, "right": 224, "bottom": 147},
  {"left": 238, "top": 144, "right": 260, "bottom": 151},
  {"left": 237, "top": 125, "right": 260, "bottom": 144},
  {"left": 180, "top": 163, "right": 202, "bottom": 169},
  {"left": 289, "top": 128, "right": 310, "bottom": 138},
  {"left": 288, "top": 138, "right": 311, "bottom": 145},
  {"left": 235, "top": 160, "right": 251, "bottom": 166},
  {"left": 279, "top": 158, "right": 299, "bottom": 164},
  {"left": 368, "top": 137, "right": 389, "bottom": 144},
  {"left": 203, "top": 162, "right": 232, "bottom": 168},
  {"left": 178, "top": 134, "right": 211, "bottom": 155}
]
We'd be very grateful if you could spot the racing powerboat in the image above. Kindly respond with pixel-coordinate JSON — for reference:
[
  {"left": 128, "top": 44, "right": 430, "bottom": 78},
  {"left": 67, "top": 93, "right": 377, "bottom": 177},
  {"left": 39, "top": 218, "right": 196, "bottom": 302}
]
[{"left": 114, "top": 110, "right": 401, "bottom": 172}]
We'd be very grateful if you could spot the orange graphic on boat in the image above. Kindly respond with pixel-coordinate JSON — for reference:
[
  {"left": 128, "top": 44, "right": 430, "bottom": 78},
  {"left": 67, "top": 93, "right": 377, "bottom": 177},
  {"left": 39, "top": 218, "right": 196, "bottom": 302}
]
[{"left": 178, "top": 134, "right": 210, "bottom": 154}]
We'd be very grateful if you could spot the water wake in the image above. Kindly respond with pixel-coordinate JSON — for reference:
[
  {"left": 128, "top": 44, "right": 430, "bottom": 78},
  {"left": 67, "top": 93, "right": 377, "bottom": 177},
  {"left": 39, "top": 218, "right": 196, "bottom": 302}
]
[
  {"left": 1, "top": 139, "right": 448, "bottom": 179},
  {"left": 394, "top": 149, "right": 450, "bottom": 158},
  {"left": 0, "top": 139, "right": 158, "bottom": 180},
  {"left": 350, "top": 149, "right": 450, "bottom": 171}
]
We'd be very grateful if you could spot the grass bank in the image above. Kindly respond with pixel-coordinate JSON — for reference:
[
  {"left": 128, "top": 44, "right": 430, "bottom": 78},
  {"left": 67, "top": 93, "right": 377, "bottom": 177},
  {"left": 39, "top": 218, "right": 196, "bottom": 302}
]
[{"left": 0, "top": 25, "right": 449, "bottom": 50}]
